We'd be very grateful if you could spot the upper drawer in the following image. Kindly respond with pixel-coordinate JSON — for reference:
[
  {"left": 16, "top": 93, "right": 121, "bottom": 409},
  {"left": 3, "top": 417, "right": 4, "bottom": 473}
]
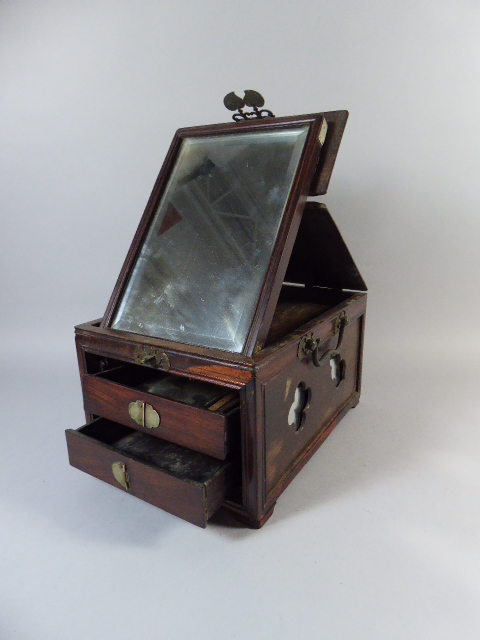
[
  {"left": 66, "top": 418, "right": 231, "bottom": 528},
  {"left": 81, "top": 363, "right": 239, "bottom": 460}
]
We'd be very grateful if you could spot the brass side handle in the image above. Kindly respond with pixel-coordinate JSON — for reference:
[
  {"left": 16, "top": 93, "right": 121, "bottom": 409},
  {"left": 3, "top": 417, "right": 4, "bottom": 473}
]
[
  {"left": 333, "top": 312, "right": 349, "bottom": 350},
  {"left": 298, "top": 312, "right": 349, "bottom": 368},
  {"left": 128, "top": 400, "right": 160, "bottom": 430}
]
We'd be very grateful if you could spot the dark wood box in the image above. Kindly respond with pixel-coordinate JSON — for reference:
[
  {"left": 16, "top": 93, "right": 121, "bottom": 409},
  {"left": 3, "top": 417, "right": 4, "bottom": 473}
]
[{"left": 66, "top": 110, "right": 367, "bottom": 528}]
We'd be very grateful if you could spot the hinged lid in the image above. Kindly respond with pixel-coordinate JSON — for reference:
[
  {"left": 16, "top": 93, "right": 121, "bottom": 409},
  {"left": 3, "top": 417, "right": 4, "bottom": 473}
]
[
  {"left": 285, "top": 202, "right": 367, "bottom": 292},
  {"left": 308, "top": 110, "right": 349, "bottom": 196},
  {"left": 101, "top": 111, "right": 351, "bottom": 356}
]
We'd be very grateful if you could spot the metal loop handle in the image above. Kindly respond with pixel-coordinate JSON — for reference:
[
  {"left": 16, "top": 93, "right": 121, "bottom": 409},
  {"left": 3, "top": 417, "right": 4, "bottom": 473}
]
[
  {"left": 334, "top": 312, "right": 349, "bottom": 350},
  {"left": 305, "top": 313, "right": 349, "bottom": 368}
]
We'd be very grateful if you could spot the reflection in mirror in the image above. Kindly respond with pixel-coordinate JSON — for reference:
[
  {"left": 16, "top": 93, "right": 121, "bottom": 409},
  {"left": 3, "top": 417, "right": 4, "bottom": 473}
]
[{"left": 111, "top": 126, "right": 309, "bottom": 352}]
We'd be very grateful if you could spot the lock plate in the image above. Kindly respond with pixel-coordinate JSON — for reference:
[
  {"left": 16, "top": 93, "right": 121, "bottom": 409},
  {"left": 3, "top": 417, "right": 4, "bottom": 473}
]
[
  {"left": 128, "top": 400, "right": 160, "bottom": 429},
  {"left": 128, "top": 400, "right": 144, "bottom": 426},
  {"left": 133, "top": 345, "right": 170, "bottom": 371},
  {"left": 111, "top": 461, "right": 130, "bottom": 490},
  {"left": 144, "top": 403, "right": 160, "bottom": 429}
]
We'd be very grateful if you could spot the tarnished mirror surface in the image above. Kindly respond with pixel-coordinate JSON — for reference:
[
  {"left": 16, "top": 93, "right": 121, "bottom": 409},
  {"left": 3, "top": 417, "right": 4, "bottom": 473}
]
[{"left": 110, "top": 126, "right": 309, "bottom": 352}]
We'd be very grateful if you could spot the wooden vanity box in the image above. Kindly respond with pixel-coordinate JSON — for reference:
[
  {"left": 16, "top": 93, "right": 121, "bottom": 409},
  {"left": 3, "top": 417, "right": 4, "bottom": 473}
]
[{"left": 66, "top": 109, "right": 367, "bottom": 528}]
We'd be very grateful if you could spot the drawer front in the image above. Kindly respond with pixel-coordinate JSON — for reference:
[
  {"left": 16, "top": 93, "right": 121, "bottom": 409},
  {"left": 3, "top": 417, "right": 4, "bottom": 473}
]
[
  {"left": 66, "top": 420, "right": 230, "bottom": 528},
  {"left": 82, "top": 374, "right": 234, "bottom": 460}
]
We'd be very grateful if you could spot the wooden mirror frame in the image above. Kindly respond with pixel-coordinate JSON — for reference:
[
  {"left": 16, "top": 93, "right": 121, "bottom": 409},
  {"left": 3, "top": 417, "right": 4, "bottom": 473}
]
[{"left": 101, "top": 112, "right": 333, "bottom": 357}]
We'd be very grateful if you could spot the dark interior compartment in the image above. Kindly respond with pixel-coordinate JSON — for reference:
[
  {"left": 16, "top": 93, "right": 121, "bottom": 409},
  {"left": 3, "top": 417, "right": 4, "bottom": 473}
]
[
  {"left": 265, "top": 284, "right": 350, "bottom": 346},
  {"left": 137, "top": 376, "right": 228, "bottom": 411},
  {"left": 84, "top": 352, "right": 125, "bottom": 375},
  {"left": 79, "top": 419, "right": 231, "bottom": 484},
  {"left": 86, "top": 360, "right": 239, "bottom": 414}
]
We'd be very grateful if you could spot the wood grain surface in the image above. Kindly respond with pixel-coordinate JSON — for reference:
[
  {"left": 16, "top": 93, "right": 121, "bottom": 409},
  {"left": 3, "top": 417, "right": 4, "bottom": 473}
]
[{"left": 66, "top": 420, "right": 230, "bottom": 528}]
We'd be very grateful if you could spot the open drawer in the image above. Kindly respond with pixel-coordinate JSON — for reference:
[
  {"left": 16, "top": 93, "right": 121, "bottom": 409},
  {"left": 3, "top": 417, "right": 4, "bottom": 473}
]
[
  {"left": 66, "top": 418, "right": 231, "bottom": 528},
  {"left": 81, "top": 363, "right": 239, "bottom": 460}
]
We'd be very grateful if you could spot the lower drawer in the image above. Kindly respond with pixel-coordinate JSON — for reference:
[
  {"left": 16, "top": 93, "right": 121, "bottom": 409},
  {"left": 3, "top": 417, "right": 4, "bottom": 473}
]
[{"left": 66, "top": 418, "right": 230, "bottom": 528}]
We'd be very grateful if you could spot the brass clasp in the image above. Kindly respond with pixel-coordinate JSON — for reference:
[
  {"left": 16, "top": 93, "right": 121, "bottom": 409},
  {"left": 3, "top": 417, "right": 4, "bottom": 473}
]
[{"left": 133, "top": 345, "right": 170, "bottom": 371}]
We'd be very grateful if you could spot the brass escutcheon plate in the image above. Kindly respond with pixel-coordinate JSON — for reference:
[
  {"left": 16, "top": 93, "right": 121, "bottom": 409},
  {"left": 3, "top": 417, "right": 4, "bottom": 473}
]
[
  {"left": 111, "top": 461, "right": 130, "bottom": 490},
  {"left": 128, "top": 400, "right": 144, "bottom": 426},
  {"left": 128, "top": 400, "right": 160, "bottom": 429},
  {"left": 133, "top": 345, "right": 170, "bottom": 371},
  {"left": 155, "top": 351, "right": 170, "bottom": 371},
  {"left": 144, "top": 403, "right": 160, "bottom": 429}
]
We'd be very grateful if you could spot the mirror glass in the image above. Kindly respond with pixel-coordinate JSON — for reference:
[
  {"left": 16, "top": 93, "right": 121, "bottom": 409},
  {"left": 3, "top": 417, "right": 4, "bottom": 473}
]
[{"left": 110, "top": 125, "right": 309, "bottom": 352}]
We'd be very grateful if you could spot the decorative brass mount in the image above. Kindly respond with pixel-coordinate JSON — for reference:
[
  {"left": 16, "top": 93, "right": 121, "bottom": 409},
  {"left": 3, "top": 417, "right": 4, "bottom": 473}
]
[
  {"left": 133, "top": 345, "right": 170, "bottom": 371},
  {"left": 128, "top": 400, "right": 160, "bottom": 429},
  {"left": 297, "top": 312, "right": 349, "bottom": 370},
  {"left": 111, "top": 461, "right": 130, "bottom": 491},
  {"left": 223, "top": 90, "right": 275, "bottom": 122}
]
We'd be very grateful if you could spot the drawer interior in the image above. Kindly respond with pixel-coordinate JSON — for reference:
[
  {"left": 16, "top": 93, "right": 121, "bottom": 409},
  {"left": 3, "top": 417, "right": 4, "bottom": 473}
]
[
  {"left": 77, "top": 420, "right": 231, "bottom": 485},
  {"left": 87, "top": 358, "right": 239, "bottom": 415},
  {"left": 67, "top": 418, "right": 235, "bottom": 526},
  {"left": 265, "top": 285, "right": 353, "bottom": 346}
]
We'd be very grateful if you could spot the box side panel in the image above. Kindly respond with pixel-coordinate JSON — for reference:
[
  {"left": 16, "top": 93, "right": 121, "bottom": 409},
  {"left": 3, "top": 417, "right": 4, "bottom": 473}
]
[{"left": 263, "top": 315, "right": 362, "bottom": 496}]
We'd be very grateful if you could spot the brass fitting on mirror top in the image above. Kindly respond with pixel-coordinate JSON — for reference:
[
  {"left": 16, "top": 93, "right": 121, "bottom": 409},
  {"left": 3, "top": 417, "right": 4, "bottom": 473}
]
[{"left": 223, "top": 90, "right": 275, "bottom": 122}]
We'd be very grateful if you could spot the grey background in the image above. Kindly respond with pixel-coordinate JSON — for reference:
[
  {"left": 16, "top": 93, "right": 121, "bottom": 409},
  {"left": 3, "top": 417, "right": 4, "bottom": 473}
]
[{"left": 1, "top": 2, "right": 479, "bottom": 638}]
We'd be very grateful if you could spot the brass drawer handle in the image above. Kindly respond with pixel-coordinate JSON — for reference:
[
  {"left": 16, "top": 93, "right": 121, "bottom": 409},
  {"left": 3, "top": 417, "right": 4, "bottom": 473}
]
[
  {"left": 112, "top": 461, "right": 130, "bottom": 490},
  {"left": 128, "top": 400, "right": 160, "bottom": 429}
]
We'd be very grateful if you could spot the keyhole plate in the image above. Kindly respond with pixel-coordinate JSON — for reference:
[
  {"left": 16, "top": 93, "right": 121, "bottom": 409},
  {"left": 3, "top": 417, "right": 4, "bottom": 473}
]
[
  {"left": 128, "top": 400, "right": 160, "bottom": 429},
  {"left": 111, "top": 461, "right": 130, "bottom": 490}
]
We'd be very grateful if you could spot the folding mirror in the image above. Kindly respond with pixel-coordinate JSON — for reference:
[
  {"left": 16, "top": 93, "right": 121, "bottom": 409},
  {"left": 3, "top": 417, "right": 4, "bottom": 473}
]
[{"left": 102, "top": 115, "right": 326, "bottom": 355}]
